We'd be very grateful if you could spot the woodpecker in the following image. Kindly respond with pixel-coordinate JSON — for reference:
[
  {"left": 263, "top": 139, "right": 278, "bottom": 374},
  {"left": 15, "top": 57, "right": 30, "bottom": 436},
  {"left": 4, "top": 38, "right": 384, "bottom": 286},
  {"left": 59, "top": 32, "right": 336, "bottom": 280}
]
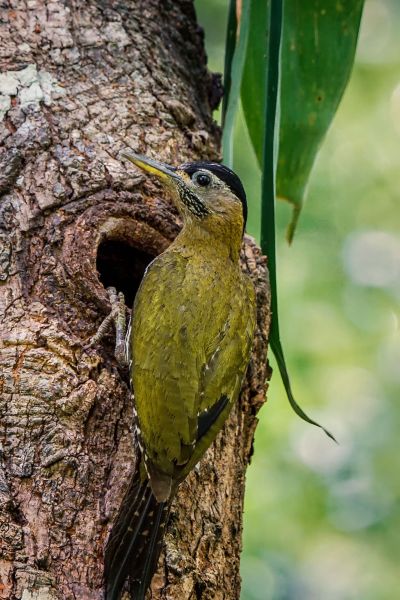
[{"left": 105, "top": 152, "right": 257, "bottom": 600}]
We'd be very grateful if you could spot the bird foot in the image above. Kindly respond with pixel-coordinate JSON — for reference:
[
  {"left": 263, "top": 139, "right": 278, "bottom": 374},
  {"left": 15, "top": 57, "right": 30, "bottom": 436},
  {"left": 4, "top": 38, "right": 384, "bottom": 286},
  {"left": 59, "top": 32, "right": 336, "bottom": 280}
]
[{"left": 86, "top": 287, "right": 128, "bottom": 368}]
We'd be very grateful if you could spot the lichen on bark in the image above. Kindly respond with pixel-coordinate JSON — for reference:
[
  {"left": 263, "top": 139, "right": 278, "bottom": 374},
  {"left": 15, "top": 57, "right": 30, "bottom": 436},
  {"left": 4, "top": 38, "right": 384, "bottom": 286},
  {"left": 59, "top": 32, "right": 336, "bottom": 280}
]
[{"left": 0, "top": 1, "right": 270, "bottom": 598}]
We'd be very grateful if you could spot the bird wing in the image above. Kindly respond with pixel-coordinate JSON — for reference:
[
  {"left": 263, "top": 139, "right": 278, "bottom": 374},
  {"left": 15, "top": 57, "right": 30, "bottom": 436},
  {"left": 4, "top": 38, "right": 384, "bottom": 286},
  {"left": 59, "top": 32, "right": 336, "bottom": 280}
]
[
  {"left": 179, "top": 274, "right": 256, "bottom": 478},
  {"left": 131, "top": 249, "right": 256, "bottom": 480}
]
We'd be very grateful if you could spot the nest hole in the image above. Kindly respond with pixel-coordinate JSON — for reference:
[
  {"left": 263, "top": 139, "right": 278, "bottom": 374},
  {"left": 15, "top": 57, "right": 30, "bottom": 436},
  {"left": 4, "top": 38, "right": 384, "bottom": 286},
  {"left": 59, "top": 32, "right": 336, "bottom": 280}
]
[{"left": 96, "top": 239, "right": 155, "bottom": 307}]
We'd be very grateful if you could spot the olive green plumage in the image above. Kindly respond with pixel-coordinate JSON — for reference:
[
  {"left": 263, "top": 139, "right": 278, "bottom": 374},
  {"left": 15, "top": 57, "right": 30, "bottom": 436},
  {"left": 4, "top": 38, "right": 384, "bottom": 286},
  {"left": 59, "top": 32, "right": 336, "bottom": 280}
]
[
  {"left": 132, "top": 225, "right": 255, "bottom": 499},
  {"left": 105, "top": 153, "right": 256, "bottom": 600}
]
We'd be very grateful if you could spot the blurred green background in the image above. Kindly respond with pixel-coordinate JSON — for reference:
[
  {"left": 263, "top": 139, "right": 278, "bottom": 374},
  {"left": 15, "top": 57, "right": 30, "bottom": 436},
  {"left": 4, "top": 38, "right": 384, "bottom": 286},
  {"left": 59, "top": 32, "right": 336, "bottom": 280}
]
[{"left": 194, "top": 1, "right": 400, "bottom": 598}]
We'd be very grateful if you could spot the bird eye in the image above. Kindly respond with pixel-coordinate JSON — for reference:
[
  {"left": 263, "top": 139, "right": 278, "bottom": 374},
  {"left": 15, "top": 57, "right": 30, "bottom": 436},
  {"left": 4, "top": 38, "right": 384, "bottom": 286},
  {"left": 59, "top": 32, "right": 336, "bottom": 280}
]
[{"left": 192, "top": 172, "right": 211, "bottom": 187}]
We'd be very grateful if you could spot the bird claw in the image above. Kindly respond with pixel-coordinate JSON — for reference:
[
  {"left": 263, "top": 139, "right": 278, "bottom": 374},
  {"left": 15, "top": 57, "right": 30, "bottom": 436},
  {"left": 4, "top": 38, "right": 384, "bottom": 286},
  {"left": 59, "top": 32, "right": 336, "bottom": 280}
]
[{"left": 86, "top": 287, "right": 129, "bottom": 368}]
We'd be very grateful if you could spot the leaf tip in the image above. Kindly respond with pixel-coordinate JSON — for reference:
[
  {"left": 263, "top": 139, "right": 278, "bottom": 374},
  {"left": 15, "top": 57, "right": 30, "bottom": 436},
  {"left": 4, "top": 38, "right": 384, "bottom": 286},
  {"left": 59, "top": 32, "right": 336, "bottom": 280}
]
[
  {"left": 286, "top": 205, "right": 301, "bottom": 244},
  {"left": 271, "top": 337, "right": 338, "bottom": 445},
  {"left": 321, "top": 425, "right": 339, "bottom": 445}
]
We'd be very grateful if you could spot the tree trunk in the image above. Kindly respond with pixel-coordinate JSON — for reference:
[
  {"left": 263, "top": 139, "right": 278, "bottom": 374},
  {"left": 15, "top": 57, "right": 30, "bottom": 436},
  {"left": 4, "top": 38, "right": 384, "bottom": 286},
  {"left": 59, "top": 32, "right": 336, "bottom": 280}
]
[{"left": 0, "top": 1, "right": 271, "bottom": 598}]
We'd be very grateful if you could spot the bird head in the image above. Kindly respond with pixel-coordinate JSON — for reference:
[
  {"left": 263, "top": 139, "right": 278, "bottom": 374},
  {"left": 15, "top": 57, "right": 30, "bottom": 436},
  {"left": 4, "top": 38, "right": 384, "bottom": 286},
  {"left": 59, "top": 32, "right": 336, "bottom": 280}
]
[{"left": 121, "top": 151, "right": 247, "bottom": 237}]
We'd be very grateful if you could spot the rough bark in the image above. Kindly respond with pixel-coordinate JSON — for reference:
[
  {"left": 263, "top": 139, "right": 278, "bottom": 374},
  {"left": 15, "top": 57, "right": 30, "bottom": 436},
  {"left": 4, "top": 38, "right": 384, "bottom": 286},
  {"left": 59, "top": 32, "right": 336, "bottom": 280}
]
[{"left": 0, "top": 1, "right": 271, "bottom": 599}]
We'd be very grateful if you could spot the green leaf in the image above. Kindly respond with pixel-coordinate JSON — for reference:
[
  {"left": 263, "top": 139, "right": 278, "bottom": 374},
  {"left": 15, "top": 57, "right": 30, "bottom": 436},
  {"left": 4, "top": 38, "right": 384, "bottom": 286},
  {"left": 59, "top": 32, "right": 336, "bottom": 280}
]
[
  {"left": 222, "top": 0, "right": 251, "bottom": 167},
  {"left": 241, "top": 0, "right": 364, "bottom": 242},
  {"left": 222, "top": 0, "right": 338, "bottom": 439},
  {"left": 241, "top": 0, "right": 271, "bottom": 165},
  {"left": 261, "top": 0, "right": 337, "bottom": 442},
  {"left": 221, "top": 0, "right": 237, "bottom": 129},
  {"left": 278, "top": 0, "right": 365, "bottom": 242}
]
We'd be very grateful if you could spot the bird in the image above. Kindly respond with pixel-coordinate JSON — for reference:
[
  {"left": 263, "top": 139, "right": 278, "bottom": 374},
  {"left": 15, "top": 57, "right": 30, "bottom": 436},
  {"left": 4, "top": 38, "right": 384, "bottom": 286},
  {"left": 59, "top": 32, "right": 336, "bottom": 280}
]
[{"left": 104, "top": 151, "right": 257, "bottom": 600}]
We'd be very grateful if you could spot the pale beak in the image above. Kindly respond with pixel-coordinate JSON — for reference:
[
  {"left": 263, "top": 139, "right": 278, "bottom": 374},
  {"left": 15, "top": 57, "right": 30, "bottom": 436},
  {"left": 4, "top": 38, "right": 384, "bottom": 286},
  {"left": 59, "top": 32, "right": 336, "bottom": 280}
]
[{"left": 121, "top": 151, "right": 180, "bottom": 183}]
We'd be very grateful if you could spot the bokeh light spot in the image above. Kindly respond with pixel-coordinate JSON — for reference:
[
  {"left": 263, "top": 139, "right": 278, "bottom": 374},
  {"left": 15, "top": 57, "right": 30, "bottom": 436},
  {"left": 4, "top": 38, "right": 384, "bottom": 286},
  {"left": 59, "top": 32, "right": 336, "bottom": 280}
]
[
  {"left": 390, "top": 82, "right": 400, "bottom": 136},
  {"left": 343, "top": 230, "right": 400, "bottom": 288}
]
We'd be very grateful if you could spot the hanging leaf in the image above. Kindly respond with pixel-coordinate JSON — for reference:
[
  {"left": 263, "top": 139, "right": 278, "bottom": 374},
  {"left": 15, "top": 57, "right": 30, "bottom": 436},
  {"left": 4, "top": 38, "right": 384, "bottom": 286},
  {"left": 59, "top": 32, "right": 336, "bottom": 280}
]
[
  {"left": 278, "top": 0, "right": 364, "bottom": 241},
  {"left": 222, "top": 0, "right": 251, "bottom": 167},
  {"left": 241, "top": 0, "right": 364, "bottom": 242},
  {"left": 221, "top": 0, "right": 238, "bottom": 128},
  {"left": 241, "top": 0, "right": 271, "bottom": 165},
  {"left": 222, "top": 0, "right": 339, "bottom": 439},
  {"left": 258, "top": 0, "right": 337, "bottom": 441}
]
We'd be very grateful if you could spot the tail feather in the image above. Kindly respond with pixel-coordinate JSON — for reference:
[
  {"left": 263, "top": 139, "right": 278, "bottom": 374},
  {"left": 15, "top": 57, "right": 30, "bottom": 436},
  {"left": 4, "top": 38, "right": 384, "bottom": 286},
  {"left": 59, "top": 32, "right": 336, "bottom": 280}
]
[
  {"left": 130, "top": 501, "right": 170, "bottom": 600},
  {"left": 105, "top": 477, "right": 170, "bottom": 600}
]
